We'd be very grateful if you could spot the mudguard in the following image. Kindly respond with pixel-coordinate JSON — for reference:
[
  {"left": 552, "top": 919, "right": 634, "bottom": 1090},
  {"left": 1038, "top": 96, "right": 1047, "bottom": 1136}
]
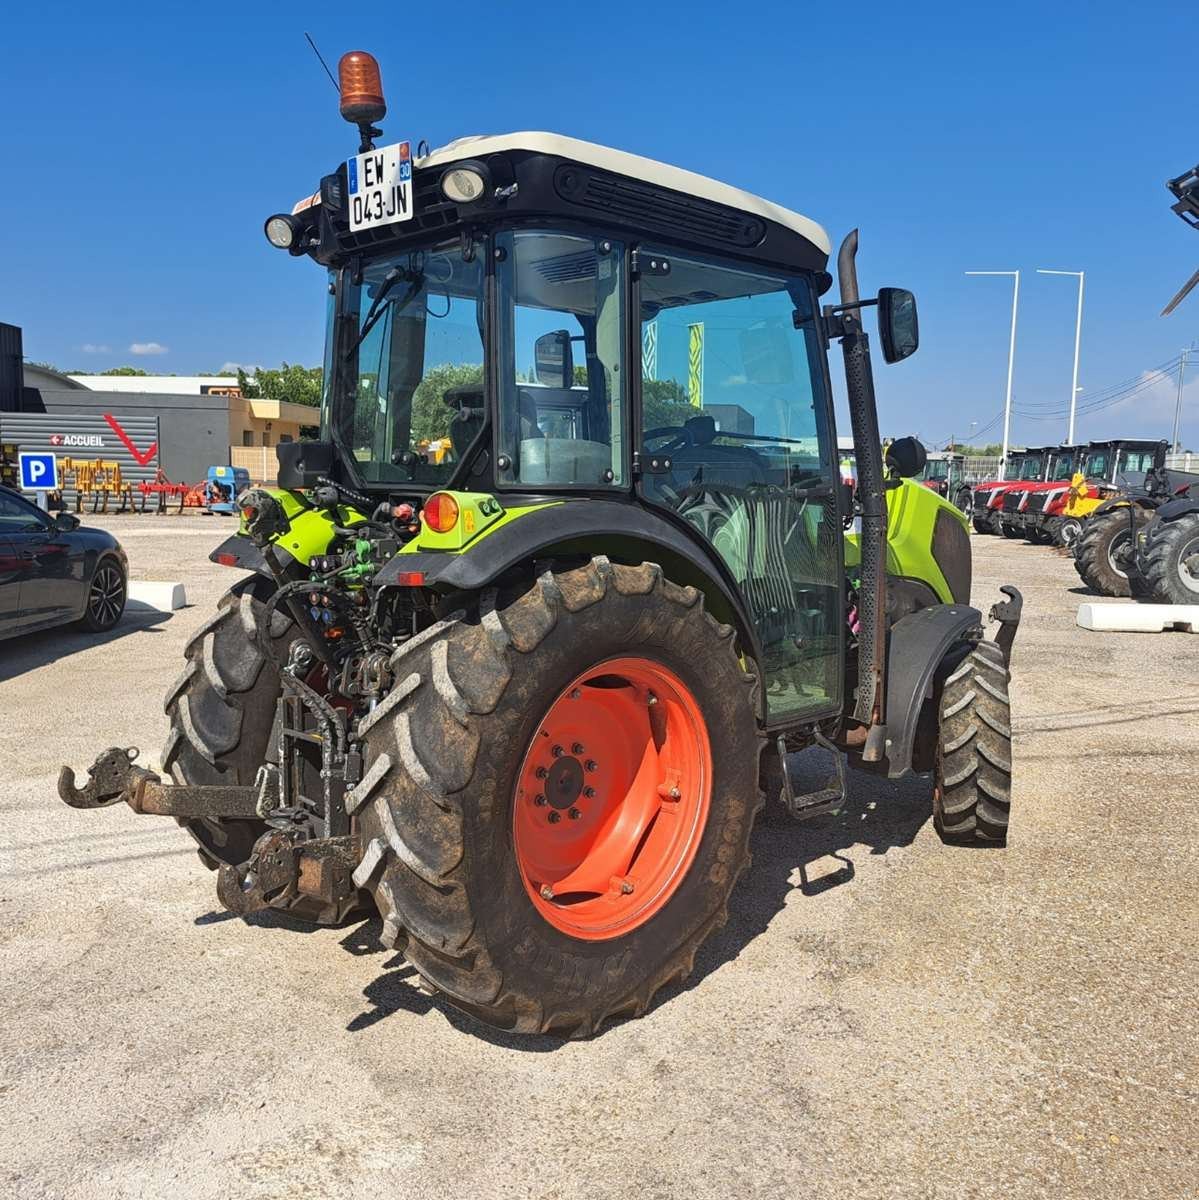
[
  {"left": 373, "top": 499, "right": 756, "bottom": 649},
  {"left": 881, "top": 602, "right": 983, "bottom": 779},
  {"left": 1153, "top": 496, "right": 1199, "bottom": 524},
  {"left": 210, "top": 534, "right": 271, "bottom": 576}
]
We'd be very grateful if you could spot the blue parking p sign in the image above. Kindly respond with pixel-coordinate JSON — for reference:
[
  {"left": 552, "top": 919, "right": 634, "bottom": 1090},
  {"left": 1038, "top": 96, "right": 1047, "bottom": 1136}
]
[{"left": 19, "top": 452, "right": 58, "bottom": 492}]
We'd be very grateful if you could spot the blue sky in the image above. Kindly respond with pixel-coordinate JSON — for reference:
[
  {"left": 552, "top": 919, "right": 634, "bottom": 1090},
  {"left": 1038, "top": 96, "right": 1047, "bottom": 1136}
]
[{"left": 3, "top": 1, "right": 1197, "bottom": 449}]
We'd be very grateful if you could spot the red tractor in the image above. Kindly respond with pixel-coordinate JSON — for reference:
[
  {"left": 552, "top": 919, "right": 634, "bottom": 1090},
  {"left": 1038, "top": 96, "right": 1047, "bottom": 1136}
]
[
  {"left": 970, "top": 447, "right": 1052, "bottom": 536},
  {"left": 996, "top": 444, "right": 1086, "bottom": 543}
]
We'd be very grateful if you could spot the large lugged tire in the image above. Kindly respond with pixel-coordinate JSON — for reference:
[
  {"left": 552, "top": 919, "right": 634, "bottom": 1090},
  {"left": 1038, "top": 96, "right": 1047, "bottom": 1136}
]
[
  {"left": 1142, "top": 514, "right": 1199, "bottom": 604},
  {"left": 352, "top": 558, "right": 762, "bottom": 1037},
  {"left": 1074, "top": 508, "right": 1151, "bottom": 597},
  {"left": 933, "top": 639, "right": 1012, "bottom": 844},
  {"left": 161, "top": 575, "right": 347, "bottom": 922}
]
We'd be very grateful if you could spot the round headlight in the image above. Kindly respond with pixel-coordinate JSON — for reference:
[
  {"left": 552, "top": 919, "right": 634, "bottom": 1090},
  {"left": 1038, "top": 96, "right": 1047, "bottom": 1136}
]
[
  {"left": 264, "top": 214, "right": 297, "bottom": 249},
  {"left": 441, "top": 167, "right": 487, "bottom": 204}
]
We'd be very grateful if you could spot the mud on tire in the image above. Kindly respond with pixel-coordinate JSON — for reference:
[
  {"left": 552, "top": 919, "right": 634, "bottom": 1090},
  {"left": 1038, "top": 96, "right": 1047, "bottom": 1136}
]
[
  {"left": 933, "top": 639, "right": 1012, "bottom": 845},
  {"left": 351, "top": 558, "right": 763, "bottom": 1037},
  {"left": 161, "top": 575, "right": 349, "bottom": 923}
]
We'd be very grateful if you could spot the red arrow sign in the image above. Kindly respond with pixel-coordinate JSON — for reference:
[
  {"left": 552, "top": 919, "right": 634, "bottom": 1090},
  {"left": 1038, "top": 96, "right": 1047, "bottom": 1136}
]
[{"left": 103, "top": 412, "right": 158, "bottom": 467}]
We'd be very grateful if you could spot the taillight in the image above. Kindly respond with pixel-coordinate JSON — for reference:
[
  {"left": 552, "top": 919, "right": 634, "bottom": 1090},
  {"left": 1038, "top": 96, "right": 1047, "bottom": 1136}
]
[{"left": 422, "top": 492, "right": 459, "bottom": 533}]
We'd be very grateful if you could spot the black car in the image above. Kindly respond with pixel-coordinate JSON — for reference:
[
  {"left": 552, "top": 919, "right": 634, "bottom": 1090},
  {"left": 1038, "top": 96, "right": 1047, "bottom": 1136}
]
[{"left": 0, "top": 486, "right": 127, "bottom": 639}]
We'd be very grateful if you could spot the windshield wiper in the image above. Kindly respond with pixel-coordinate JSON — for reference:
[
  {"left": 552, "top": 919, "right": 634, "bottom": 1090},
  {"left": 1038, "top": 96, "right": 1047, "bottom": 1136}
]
[{"left": 341, "top": 267, "right": 424, "bottom": 361}]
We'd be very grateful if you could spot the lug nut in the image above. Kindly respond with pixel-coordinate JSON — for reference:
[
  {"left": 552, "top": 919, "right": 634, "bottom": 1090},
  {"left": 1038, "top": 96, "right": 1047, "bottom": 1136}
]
[
  {"left": 551, "top": 744, "right": 563, "bottom": 758},
  {"left": 568, "top": 807, "right": 582, "bottom": 820},
  {"left": 669, "top": 786, "right": 681, "bottom": 800},
  {"left": 533, "top": 794, "right": 546, "bottom": 807},
  {"left": 572, "top": 742, "right": 585, "bottom": 755},
  {"left": 540, "top": 884, "right": 555, "bottom": 900},
  {"left": 535, "top": 766, "right": 548, "bottom": 779},
  {"left": 585, "top": 760, "right": 598, "bottom": 773},
  {"left": 583, "top": 786, "right": 596, "bottom": 799},
  {"left": 620, "top": 880, "right": 634, "bottom": 895},
  {"left": 548, "top": 811, "right": 561, "bottom": 824}
]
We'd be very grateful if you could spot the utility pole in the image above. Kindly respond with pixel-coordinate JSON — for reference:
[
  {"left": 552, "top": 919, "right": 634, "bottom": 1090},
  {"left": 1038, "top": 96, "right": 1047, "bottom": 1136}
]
[
  {"left": 966, "top": 270, "right": 1020, "bottom": 479},
  {"left": 1173, "top": 348, "right": 1189, "bottom": 453},
  {"left": 1037, "top": 269, "right": 1085, "bottom": 442}
]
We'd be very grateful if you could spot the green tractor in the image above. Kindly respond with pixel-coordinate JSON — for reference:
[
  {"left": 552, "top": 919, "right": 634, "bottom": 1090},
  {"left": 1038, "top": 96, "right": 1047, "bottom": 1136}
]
[{"left": 58, "top": 51, "right": 1021, "bottom": 1036}]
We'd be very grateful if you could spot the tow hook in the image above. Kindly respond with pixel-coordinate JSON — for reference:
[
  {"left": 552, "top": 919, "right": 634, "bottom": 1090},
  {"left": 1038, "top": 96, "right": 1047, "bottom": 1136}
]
[
  {"left": 988, "top": 585, "right": 1023, "bottom": 668},
  {"left": 58, "top": 747, "right": 266, "bottom": 818},
  {"left": 216, "top": 833, "right": 359, "bottom": 917}
]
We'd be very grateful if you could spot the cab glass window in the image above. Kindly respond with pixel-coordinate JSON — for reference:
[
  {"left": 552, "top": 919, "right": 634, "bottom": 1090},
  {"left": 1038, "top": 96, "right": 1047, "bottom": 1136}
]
[
  {"left": 495, "top": 231, "right": 625, "bottom": 488},
  {"left": 637, "top": 249, "right": 840, "bottom": 721}
]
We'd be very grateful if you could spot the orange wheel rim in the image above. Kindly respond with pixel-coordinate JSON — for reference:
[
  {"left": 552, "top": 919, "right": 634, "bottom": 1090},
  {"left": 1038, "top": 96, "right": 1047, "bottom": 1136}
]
[{"left": 512, "top": 657, "right": 712, "bottom": 941}]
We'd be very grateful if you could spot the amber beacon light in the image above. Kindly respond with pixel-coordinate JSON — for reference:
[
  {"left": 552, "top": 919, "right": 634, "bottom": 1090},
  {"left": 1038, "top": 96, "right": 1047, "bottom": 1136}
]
[{"left": 338, "top": 51, "right": 386, "bottom": 125}]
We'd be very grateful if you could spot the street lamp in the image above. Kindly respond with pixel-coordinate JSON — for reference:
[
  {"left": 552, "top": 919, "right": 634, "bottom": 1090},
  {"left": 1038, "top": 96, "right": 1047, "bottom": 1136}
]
[
  {"left": 1037, "top": 269, "right": 1085, "bottom": 442},
  {"left": 966, "top": 270, "right": 1020, "bottom": 480}
]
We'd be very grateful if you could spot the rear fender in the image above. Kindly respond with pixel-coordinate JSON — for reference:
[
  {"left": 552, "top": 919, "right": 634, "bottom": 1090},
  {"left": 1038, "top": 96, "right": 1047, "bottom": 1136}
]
[
  {"left": 1154, "top": 496, "right": 1199, "bottom": 524},
  {"left": 880, "top": 602, "right": 983, "bottom": 779},
  {"left": 374, "top": 500, "right": 758, "bottom": 663},
  {"left": 209, "top": 535, "right": 271, "bottom": 577}
]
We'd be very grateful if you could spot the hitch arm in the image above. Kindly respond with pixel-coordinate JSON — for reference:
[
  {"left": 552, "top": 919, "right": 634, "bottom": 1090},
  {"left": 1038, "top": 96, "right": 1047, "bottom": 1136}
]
[
  {"left": 988, "top": 585, "right": 1023, "bottom": 668},
  {"left": 58, "top": 747, "right": 266, "bottom": 819}
]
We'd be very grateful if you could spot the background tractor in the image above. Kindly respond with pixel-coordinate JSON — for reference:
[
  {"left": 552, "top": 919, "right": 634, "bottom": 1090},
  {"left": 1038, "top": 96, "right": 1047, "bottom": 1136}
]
[
  {"left": 1059, "top": 439, "right": 1168, "bottom": 565},
  {"left": 995, "top": 444, "right": 1082, "bottom": 540},
  {"left": 972, "top": 447, "right": 1063, "bottom": 537},
  {"left": 58, "top": 52, "right": 1021, "bottom": 1037},
  {"left": 917, "top": 451, "right": 971, "bottom": 512}
]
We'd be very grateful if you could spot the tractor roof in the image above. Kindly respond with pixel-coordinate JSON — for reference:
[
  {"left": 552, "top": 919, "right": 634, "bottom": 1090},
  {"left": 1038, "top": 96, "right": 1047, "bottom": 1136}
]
[{"left": 420, "top": 132, "right": 832, "bottom": 257}]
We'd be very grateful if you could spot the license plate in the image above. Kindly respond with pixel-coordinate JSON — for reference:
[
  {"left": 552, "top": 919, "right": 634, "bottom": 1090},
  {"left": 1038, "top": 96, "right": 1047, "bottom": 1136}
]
[{"left": 346, "top": 141, "right": 413, "bottom": 233}]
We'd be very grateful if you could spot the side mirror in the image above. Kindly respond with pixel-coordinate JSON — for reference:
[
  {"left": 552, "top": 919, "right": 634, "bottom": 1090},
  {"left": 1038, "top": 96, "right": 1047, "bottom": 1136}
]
[
  {"left": 54, "top": 511, "right": 80, "bottom": 532},
  {"left": 534, "top": 330, "right": 574, "bottom": 389},
  {"left": 878, "top": 287, "right": 919, "bottom": 363},
  {"left": 886, "top": 435, "right": 927, "bottom": 479},
  {"left": 277, "top": 440, "right": 335, "bottom": 490}
]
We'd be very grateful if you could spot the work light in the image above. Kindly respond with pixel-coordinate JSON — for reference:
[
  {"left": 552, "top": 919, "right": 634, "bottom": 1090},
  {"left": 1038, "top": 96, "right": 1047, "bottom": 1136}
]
[
  {"left": 441, "top": 164, "right": 489, "bottom": 204},
  {"left": 264, "top": 214, "right": 299, "bottom": 250}
]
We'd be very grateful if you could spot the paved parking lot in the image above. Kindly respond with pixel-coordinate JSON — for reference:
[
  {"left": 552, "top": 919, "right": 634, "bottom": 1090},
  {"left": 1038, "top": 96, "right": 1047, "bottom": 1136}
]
[{"left": 1, "top": 515, "right": 1195, "bottom": 1200}]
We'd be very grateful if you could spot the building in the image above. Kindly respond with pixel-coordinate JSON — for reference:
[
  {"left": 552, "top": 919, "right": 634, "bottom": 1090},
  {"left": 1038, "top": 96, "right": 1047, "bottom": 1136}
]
[{"left": 1, "top": 325, "right": 315, "bottom": 483}]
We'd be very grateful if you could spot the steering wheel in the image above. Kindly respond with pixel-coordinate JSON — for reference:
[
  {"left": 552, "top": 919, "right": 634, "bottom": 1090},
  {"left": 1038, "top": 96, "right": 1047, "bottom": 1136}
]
[{"left": 642, "top": 424, "right": 692, "bottom": 453}]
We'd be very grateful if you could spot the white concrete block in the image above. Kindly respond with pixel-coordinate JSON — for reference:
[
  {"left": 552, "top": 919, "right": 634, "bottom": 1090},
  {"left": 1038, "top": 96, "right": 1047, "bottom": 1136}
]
[
  {"left": 1077, "top": 602, "right": 1198, "bottom": 634},
  {"left": 126, "top": 581, "right": 187, "bottom": 612}
]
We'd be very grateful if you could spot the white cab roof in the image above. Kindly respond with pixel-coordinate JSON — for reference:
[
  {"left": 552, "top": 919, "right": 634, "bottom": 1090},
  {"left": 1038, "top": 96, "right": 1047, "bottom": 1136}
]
[{"left": 419, "top": 132, "right": 831, "bottom": 256}]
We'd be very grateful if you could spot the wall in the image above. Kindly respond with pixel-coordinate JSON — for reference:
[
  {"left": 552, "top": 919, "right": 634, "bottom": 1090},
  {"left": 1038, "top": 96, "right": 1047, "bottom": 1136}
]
[{"left": 28, "top": 389, "right": 230, "bottom": 482}]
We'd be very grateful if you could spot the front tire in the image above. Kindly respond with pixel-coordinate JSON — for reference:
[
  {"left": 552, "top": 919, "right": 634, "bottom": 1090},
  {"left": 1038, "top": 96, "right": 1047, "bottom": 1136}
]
[
  {"left": 933, "top": 640, "right": 1012, "bottom": 845},
  {"left": 1142, "top": 514, "right": 1199, "bottom": 604},
  {"left": 161, "top": 576, "right": 352, "bottom": 923},
  {"left": 1074, "top": 509, "right": 1151, "bottom": 597},
  {"left": 353, "top": 558, "right": 762, "bottom": 1037}
]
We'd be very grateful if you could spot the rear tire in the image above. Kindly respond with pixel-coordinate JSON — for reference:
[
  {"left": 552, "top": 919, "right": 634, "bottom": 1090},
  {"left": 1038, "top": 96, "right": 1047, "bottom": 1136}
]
[
  {"left": 933, "top": 640, "right": 1011, "bottom": 845},
  {"left": 161, "top": 575, "right": 352, "bottom": 923},
  {"left": 353, "top": 558, "right": 762, "bottom": 1037},
  {"left": 1142, "top": 514, "right": 1199, "bottom": 604},
  {"left": 1074, "top": 509, "right": 1151, "bottom": 598},
  {"left": 972, "top": 516, "right": 991, "bottom": 535}
]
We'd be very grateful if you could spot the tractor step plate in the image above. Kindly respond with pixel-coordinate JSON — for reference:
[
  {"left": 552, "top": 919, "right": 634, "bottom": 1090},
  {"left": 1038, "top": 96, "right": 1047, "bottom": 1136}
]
[{"left": 1077, "top": 603, "right": 1199, "bottom": 634}]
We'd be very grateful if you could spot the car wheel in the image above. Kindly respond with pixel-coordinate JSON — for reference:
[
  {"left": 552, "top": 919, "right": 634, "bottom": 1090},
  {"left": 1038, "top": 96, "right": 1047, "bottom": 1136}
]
[{"left": 79, "top": 557, "right": 127, "bottom": 632}]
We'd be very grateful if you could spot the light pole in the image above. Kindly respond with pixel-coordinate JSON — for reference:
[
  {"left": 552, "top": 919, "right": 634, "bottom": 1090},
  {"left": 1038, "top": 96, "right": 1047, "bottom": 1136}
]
[
  {"left": 966, "top": 270, "right": 1020, "bottom": 479},
  {"left": 1173, "top": 348, "right": 1190, "bottom": 454},
  {"left": 1037, "top": 268, "right": 1085, "bottom": 442}
]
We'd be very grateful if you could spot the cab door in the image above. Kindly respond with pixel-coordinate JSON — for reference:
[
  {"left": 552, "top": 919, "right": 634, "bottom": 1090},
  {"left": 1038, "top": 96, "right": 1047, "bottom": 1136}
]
[{"left": 635, "top": 248, "right": 843, "bottom": 725}]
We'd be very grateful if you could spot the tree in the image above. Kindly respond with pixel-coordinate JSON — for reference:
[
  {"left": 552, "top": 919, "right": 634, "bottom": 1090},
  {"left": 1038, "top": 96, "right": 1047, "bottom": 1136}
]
[
  {"left": 250, "top": 362, "right": 323, "bottom": 408},
  {"left": 642, "top": 377, "right": 695, "bottom": 431},
  {"left": 410, "top": 362, "right": 484, "bottom": 445}
]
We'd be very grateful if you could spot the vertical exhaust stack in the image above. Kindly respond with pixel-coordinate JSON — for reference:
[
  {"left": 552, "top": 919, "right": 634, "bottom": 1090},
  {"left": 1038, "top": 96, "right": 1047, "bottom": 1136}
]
[{"left": 836, "top": 231, "right": 889, "bottom": 759}]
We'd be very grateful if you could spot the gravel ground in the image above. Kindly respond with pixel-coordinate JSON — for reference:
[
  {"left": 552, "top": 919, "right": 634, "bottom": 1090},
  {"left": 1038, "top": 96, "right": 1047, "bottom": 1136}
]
[{"left": 1, "top": 515, "right": 1195, "bottom": 1200}]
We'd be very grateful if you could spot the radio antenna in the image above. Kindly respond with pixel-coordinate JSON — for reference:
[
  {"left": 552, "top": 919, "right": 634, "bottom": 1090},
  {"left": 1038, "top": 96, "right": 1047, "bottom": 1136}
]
[{"left": 304, "top": 32, "right": 340, "bottom": 92}]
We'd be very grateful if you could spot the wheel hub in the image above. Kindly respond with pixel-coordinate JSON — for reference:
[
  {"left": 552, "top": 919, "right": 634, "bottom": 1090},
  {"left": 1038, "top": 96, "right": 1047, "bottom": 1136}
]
[
  {"left": 544, "top": 755, "right": 585, "bottom": 810},
  {"left": 512, "top": 657, "right": 711, "bottom": 941}
]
